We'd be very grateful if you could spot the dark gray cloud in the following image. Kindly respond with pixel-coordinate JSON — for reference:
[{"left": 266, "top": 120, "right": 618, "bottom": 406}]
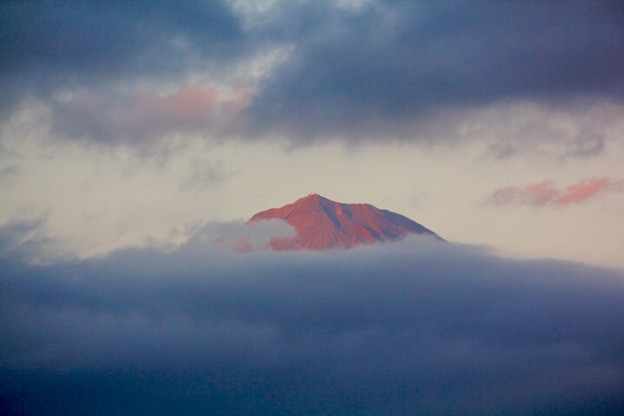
[
  {"left": 2, "top": 1, "right": 622, "bottom": 147},
  {"left": 1, "top": 232, "right": 623, "bottom": 415},
  {"left": 0, "top": 0, "right": 247, "bottom": 119},
  {"left": 242, "top": 0, "right": 624, "bottom": 141},
  {"left": 0, "top": 218, "right": 58, "bottom": 262}
]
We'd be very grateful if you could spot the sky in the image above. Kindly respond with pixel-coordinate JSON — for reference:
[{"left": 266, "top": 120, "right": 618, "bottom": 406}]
[
  {"left": 1, "top": 1, "right": 624, "bottom": 415},
  {"left": 0, "top": 0, "right": 623, "bottom": 267}
]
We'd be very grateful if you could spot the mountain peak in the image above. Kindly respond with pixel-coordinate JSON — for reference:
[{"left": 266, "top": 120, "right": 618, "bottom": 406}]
[
  {"left": 248, "top": 194, "right": 442, "bottom": 251},
  {"left": 295, "top": 193, "right": 330, "bottom": 204},
  {"left": 296, "top": 192, "right": 323, "bottom": 203}
]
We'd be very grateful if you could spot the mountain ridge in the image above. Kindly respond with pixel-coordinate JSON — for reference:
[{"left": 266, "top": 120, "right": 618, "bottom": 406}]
[{"left": 248, "top": 193, "right": 442, "bottom": 251}]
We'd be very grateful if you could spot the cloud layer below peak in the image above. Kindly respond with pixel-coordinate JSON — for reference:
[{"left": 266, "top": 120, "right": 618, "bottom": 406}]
[{"left": 2, "top": 233, "right": 623, "bottom": 415}]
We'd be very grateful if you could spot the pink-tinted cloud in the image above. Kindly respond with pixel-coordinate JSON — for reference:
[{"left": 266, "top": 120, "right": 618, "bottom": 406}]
[
  {"left": 132, "top": 83, "right": 251, "bottom": 122},
  {"left": 554, "top": 177, "right": 624, "bottom": 205},
  {"left": 51, "top": 83, "right": 253, "bottom": 144},
  {"left": 490, "top": 177, "right": 624, "bottom": 207}
]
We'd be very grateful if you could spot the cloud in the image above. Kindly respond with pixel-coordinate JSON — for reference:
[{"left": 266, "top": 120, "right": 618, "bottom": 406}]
[
  {"left": 50, "top": 83, "right": 252, "bottom": 144},
  {"left": 1, "top": 231, "right": 623, "bottom": 415},
  {"left": 490, "top": 177, "right": 624, "bottom": 207},
  {"left": 0, "top": 218, "right": 60, "bottom": 263},
  {"left": 2, "top": 1, "right": 623, "bottom": 148},
  {"left": 0, "top": 0, "right": 248, "bottom": 120},
  {"left": 0, "top": 164, "right": 17, "bottom": 180},
  {"left": 183, "top": 219, "right": 296, "bottom": 253},
  {"left": 556, "top": 177, "right": 624, "bottom": 205},
  {"left": 241, "top": 0, "right": 624, "bottom": 142}
]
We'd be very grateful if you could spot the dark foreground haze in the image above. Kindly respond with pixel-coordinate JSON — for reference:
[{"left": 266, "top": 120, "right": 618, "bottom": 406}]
[{"left": 1, "top": 224, "right": 623, "bottom": 416}]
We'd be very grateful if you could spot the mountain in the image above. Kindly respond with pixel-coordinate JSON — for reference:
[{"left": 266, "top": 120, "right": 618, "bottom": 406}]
[{"left": 247, "top": 193, "right": 442, "bottom": 251}]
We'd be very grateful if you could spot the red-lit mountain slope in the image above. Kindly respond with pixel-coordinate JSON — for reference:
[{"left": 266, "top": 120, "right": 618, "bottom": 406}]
[{"left": 248, "top": 193, "right": 443, "bottom": 251}]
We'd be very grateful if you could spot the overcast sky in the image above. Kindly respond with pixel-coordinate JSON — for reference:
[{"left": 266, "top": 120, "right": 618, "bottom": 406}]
[{"left": 1, "top": 1, "right": 624, "bottom": 414}]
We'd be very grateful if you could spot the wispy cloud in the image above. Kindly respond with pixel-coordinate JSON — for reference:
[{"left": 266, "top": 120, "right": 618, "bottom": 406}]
[
  {"left": 50, "top": 83, "right": 252, "bottom": 144},
  {"left": 183, "top": 219, "right": 296, "bottom": 253},
  {"left": 490, "top": 177, "right": 624, "bottom": 207}
]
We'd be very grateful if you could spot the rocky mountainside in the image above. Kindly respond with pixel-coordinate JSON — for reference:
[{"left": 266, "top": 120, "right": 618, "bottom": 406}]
[{"left": 248, "top": 193, "right": 442, "bottom": 250}]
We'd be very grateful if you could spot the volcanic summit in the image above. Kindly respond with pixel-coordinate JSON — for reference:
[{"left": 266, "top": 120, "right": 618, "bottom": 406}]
[{"left": 248, "top": 193, "right": 442, "bottom": 251}]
